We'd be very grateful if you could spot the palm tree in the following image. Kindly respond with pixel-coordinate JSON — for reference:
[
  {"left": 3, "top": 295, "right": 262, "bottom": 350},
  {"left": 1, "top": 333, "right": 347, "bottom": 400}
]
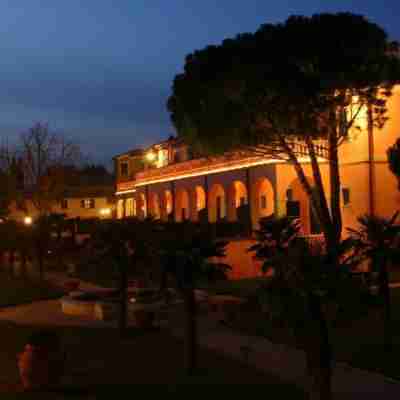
[
  {"left": 387, "top": 138, "right": 400, "bottom": 190},
  {"left": 249, "top": 215, "right": 358, "bottom": 400},
  {"left": 348, "top": 213, "right": 400, "bottom": 352},
  {"left": 91, "top": 218, "right": 158, "bottom": 336},
  {"left": 159, "top": 222, "right": 229, "bottom": 375}
]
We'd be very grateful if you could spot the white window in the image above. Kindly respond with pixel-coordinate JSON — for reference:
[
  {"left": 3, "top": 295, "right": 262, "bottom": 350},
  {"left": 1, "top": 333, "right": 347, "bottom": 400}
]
[{"left": 81, "top": 199, "right": 95, "bottom": 209}]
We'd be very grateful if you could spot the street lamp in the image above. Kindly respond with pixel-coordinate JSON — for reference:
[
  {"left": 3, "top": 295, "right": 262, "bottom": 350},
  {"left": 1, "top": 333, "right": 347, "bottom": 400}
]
[
  {"left": 24, "top": 216, "right": 33, "bottom": 226},
  {"left": 145, "top": 151, "right": 156, "bottom": 162}
]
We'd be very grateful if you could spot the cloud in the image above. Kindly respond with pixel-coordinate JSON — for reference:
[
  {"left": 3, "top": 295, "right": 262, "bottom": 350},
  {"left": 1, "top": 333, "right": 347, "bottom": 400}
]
[{"left": 0, "top": 77, "right": 171, "bottom": 125}]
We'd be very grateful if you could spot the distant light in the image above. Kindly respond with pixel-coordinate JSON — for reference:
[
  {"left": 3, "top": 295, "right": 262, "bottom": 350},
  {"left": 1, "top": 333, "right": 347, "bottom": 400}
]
[
  {"left": 99, "top": 208, "right": 111, "bottom": 217},
  {"left": 146, "top": 151, "right": 156, "bottom": 162},
  {"left": 24, "top": 216, "right": 33, "bottom": 226}
]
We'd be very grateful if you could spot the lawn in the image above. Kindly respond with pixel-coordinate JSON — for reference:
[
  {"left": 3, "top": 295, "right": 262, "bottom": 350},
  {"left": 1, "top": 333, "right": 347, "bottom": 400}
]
[
  {"left": 202, "top": 276, "right": 270, "bottom": 298},
  {"left": 0, "top": 273, "right": 64, "bottom": 308},
  {"left": 0, "top": 323, "right": 306, "bottom": 398}
]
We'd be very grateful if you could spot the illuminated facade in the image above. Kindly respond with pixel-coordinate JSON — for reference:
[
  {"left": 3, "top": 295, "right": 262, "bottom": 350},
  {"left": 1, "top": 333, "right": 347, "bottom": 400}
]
[
  {"left": 115, "top": 86, "right": 400, "bottom": 276},
  {"left": 8, "top": 185, "right": 115, "bottom": 223}
]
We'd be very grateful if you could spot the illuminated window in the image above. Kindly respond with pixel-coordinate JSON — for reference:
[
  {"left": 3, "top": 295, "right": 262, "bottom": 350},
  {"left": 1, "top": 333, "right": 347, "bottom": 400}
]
[
  {"left": 126, "top": 198, "right": 135, "bottom": 216},
  {"left": 81, "top": 199, "right": 95, "bottom": 209},
  {"left": 156, "top": 149, "right": 169, "bottom": 168}
]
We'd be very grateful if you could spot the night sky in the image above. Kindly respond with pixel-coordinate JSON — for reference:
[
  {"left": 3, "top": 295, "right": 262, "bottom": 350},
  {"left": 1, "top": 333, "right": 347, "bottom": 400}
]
[{"left": 0, "top": 0, "right": 399, "bottom": 164}]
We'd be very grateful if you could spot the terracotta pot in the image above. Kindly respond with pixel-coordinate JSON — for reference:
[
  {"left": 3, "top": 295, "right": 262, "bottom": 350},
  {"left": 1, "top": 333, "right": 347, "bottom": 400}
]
[{"left": 17, "top": 342, "right": 64, "bottom": 390}]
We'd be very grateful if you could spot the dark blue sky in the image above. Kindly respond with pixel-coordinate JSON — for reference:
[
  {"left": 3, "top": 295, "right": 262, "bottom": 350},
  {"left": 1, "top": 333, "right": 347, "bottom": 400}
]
[{"left": 0, "top": 0, "right": 399, "bottom": 164}]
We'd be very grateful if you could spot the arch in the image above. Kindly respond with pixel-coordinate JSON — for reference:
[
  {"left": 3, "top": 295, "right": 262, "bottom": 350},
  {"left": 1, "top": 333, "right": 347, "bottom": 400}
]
[
  {"left": 138, "top": 193, "right": 147, "bottom": 219},
  {"left": 192, "top": 185, "right": 206, "bottom": 221},
  {"left": 162, "top": 190, "right": 174, "bottom": 221},
  {"left": 209, "top": 183, "right": 226, "bottom": 222},
  {"left": 252, "top": 177, "right": 275, "bottom": 226},
  {"left": 175, "top": 188, "right": 190, "bottom": 222},
  {"left": 149, "top": 192, "right": 161, "bottom": 219},
  {"left": 116, "top": 198, "right": 125, "bottom": 219},
  {"left": 227, "top": 180, "right": 248, "bottom": 222},
  {"left": 125, "top": 197, "right": 136, "bottom": 217},
  {"left": 285, "top": 177, "right": 320, "bottom": 235}
]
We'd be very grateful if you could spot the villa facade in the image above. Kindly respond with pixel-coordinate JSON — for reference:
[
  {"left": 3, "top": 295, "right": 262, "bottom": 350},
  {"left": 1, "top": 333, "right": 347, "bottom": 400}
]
[
  {"left": 114, "top": 87, "right": 400, "bottom": 277},
  {"left": 8, "top": 185, "right": 115, "bottom": 224}
]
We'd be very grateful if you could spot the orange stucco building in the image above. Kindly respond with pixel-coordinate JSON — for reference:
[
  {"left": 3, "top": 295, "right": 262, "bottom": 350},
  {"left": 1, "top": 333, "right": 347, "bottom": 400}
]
[{"left": 114, "top": 86, "right": 400, "bottom": 278}]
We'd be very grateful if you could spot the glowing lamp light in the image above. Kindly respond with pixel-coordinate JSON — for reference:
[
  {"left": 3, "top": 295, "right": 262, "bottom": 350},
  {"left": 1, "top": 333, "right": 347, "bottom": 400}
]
[
  {"left": 99, "top": 208, "right": 111, "bottom": 217},
  {"left": 146, "top": 151, "right": 156, "bottom": 162},
  {"left": 24, "top": 216, "right": 33, "bottom": 226}
]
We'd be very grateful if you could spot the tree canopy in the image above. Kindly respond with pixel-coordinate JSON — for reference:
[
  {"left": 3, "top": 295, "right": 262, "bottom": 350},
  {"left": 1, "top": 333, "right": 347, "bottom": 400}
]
[
  {"left": 168, "top": 13, "right": 400, "bottom": 246},
  {"left": 19, "top": 122, "right": 81, "bottom": 214},
  {"left": 169, "top": 13, "right": 399, "bottom": 154}
]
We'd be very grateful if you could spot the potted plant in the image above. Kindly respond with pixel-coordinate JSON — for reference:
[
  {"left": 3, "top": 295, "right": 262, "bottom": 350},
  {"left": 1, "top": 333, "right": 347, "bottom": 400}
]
[{"left": 17, "top": 330, "right": 65, "bottom": 391}]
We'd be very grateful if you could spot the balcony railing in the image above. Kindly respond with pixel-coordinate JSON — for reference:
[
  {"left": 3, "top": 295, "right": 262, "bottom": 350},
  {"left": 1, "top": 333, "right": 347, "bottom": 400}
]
[
  {"left": 116, "top": 180, "right": 136, "bottom": 193},
  {"left": 134, "top": 152, "right": 270, "bottom": 186}
]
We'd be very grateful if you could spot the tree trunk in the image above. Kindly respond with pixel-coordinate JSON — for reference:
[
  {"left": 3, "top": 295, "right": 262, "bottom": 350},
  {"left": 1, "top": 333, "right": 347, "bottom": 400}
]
[
  {"left": 119, "top": 265, "right": 128, "bottom": 336},
  {"left": 281, "top": 137, "right": 334, "bottom": 243},
  {"left": 9, "top": 250, "right": 15, "bottom": 278},
  {"left": 183, "top": 287, "right": 197, "bottom": 375},
  {"left": 36, "top": 241, "right": 45, "bottom": 281},
  {"left": 305, "top": 136, "right": 333, "bottom": 237},
  {"left": 304, "top": 293, "right": 332, "bottom": 400},
  {"left": 38, "top": 251, "right": 44, "bottom": 281},
  {"left": 328, "top": 130, "right": 342, "bottom": 244},
  {"left": 378, "top": 259, "right": 392, "bottom": 352},
  {"left": 20, "top": 251, "right": 28, "bottom": 278}
]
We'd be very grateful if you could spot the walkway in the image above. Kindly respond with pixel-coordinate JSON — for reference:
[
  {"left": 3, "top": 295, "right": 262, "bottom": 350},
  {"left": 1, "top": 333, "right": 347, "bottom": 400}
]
[
  {"left": 169, "top": 312, "right": 400, "bottom": 399},
  {"left": 0, "top": 272, "right": 399, "bottom": 398}
]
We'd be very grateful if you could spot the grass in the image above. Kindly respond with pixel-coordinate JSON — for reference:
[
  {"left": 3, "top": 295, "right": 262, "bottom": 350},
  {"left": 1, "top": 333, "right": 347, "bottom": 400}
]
[
  {"left": 0, "top": 323, "right": 306, "bottom": 398},
  {"left": 202, "top": 277, "right": 269, "bottom": 298},
  {"left": 0, "top": 272, "right": 64, "bottom": 308}
]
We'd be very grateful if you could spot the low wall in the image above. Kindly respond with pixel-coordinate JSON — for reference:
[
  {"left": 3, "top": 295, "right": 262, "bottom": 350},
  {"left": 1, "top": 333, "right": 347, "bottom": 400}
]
[{"left": 217, "top": 239, "right": 263, "bottom": 280}]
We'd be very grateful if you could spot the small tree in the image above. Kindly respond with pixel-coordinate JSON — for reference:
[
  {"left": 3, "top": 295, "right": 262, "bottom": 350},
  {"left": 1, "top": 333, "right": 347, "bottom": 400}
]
[
  {"left": 19, "top": 122, "right": 80, "bottom": 215},
  {"left": 91, "top": 218, "right": 158, "bottom": 335},
  {"left": 31, "top": 216, "right": 53, "bottom": 280},
  {"left": 0, "top": 220, "right": 19, "bottom": 276},
  {"left": 348, "top": 213, "right": 400, "bottom": 352},
  {"left": 0, "top": 145, "right": 22, "bottom": 220},
  {"left": 387, "top": 138, "right": 400, "bottom": 189},
  {"left": 249, "top": 216, "right": 359, "bottom": 400},
  {"left": 159, "top": 223, "right": 229, "bottom": 374}
]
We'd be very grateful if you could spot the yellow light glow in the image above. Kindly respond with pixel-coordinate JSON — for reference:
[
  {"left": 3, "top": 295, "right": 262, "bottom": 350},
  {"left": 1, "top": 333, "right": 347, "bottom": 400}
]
[
  {"left": 134, "top": 156, "right": 325, "bottom": 187},
  {"left": 146, "top": 151, "right": 156, "bottom": 162},
  {"left": 99, "top": 208, "right": 112, "bottom": 216},
  {"left": 24, "top": 216, "right": 33, "bottom": 226},
  {"left": 115, "top": 188, "right": 136, "bottom": 196}
]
